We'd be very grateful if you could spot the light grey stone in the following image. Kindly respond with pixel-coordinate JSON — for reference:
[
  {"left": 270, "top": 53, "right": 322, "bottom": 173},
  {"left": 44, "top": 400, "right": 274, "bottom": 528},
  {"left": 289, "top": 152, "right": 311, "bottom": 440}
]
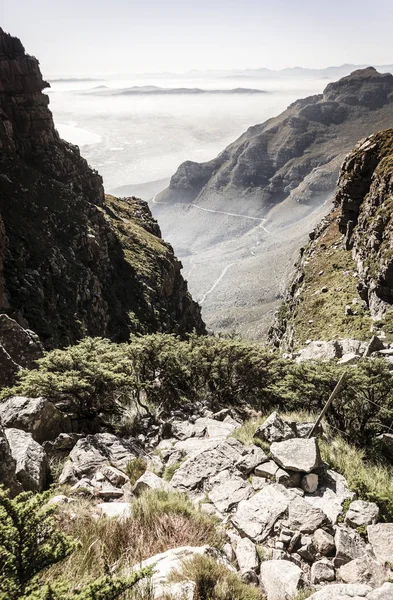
[
  {"left": 367, "top": 583, "right": 393, "bottom": 600},
  {"left": 253, "top": 412, "right": 295, "bottom": 444},
  {"left": 133, "top": 471, "right": 172, "bottom": 496},
  {"left": 208, "top": 474, "right": 253, "bottom": 513},
  {"left": 307, "top": 583, "right": 372, "bottom": 599},
  {"left": 305, "top": 470, "right": 354, "bottom": 524},
  {"left": 251, "top": 475, "right": 267, "bottom": 490},
  {"left": 235, "top": 537, "right": 259, "bottom": 574},
  {"left": 260, "top": 560, "right": 302, "bottom": 600},
  {"left": 193, "top": 417, "right": 239, "bottom": 439},
  {"left": 97, "top": 502, "right": 131, "bottom": 519},
  {"left": 367, "top": 523, "right": 393, "bottom": 564},
  {"left": 334, "top": 526, "right": 367, "bottom": 567},
  {"left": 5, "top": 428, "right": 47, "bottom": 492},
  {"left": 313, "top": 529, "right": 335, "bottom": 555},
  {"left": 287, "top": 495, "right": 328, "bottom": 533},
  {"left": 311, "top": 559, "right": 335, "bottom": 584},
  {"left": 302, "top": 473, "right": 319, "bottom": 493},
  {"left": 339, "top": 555, "right": 388, "bottom": 587},
  {"left": 345, "top": 500, "right": 379, "bottom": 528},
  {"left": 0, "top": 424, "right": 21, "bottom": 495},
  {"left": 235, "top": 444, "right": 268, "bottom": 474},
  {"left": 254, "top": 460, "right": 279, "bottom": 479},
  {"left": 270, "top": 438, "right": 321, "bottom": 473},
  {"left": 171, "top": 420, "right": 196, "bottom": 440},
  {"left": 0, "top": 396, "right": 67, "bottom": 443},
  {"left": 101, "top": 465, "right": 129, "bottom": 487}
]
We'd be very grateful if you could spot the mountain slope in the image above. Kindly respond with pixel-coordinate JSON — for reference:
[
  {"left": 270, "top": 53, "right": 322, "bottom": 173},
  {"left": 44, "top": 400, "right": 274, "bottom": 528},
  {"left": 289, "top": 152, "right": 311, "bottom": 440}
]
[
  {"left": 0, "top": 29, "right": 204, "bottom": 348},
  {"left": 152, "top": 68, "right": 393, "bottom": 338},
  {"left": 270, "top": 130, "right": 393, "bottom": 349}
]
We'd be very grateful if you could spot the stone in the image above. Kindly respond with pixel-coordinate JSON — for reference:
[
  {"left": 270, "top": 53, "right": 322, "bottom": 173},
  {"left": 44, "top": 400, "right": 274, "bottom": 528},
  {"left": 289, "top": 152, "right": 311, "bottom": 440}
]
[
  {"left": 376, "top": 433, "right": 393, "bottom": 459},
  {"left": 338, "top": 555, "right": 388, "bottom": 587},
  {"left": 275, "top": 469, "right": 301, "bottom": 488},
  {"left": 171, "top": 438, "right": 244, "bottom": 491},
  {"left": 260, "top": 560, "right": 302, "bottom": 600},
  {"left": 0, "top": 315, "right": 43, "bottom": 387},
  {"left": 208, "top": 473, "right": 253, "bottom": 513},
  {"left": 5, "top": 428, "right": 48, "bottom": 492},
  {"left": 235, "top": 537, "right": 259, "bottom": 576},
  {"left": 133, "top": 471, "right": 172, "bottom": 496},
  {"left": 254, "top": 460, "right": 279, "bottom": 479},
  {"left": 251, "top": 476, "right": 267, "bottom": 490},
  {"left": 171, "top": 421, "right": 196, "bottom": 441},
  {"left": 48, "top": 495, "right": 74, "bottom": 506},
  {"left": 232, "top": 484, "right": 290, "bottom": 542},
  {"left": 235, "top": 444, "right": 268, "bottom": 474},
  {"left": 97, "top": 502, "right": 131, "bottom": 519},
  {"left": 101, "top": 465, "right": 129, "bottom": 487},
  {"left": 288, "top": 496, "right": 328, "bottom": 533},
  {"left": 270, "top": 438, "right": 321, "bottom": 473},
  {"left": 301, "top": 473, "right": 319, "bottom": 493},
  {"left": 338, "top": 352, "right": 360, "bottom": 365},
  {"left": 345, "top": 500, "right": 379, "bottom": 528},
  {"left": 311, "top": 559, "right": 335, "bottom": 584},
  {"left": 367, "top": 523, "right": 393, "bottom": 563},
  {"left": 296, "top": 341, "right": 341, "bottom": 363},
  {"left": 0, "top": 424, "right": 21, "bottom": 495},
  {"left": 0, "top": 396, "right": 67, "bottom": 443},
  {"left": 364, "top": 336, "right": 385, "bottom": 357},
  {"left": 305, "top": 470, "right": 354, "bottom": 523},
  {"left": 193, "top": 417, "right": 239, "bottom": 439},
  {"left": 297, "top": 535, "right": 317, "bottom": 562},
  {"left": 313, "top": 529, "right": 335, "bottom": 555},
  {"left": 307, "top": 584, "right": 372, "bottom": 599},
  {"left": 334, "top": 526, "right": 367, "bottom": 567},
  {"left": 367, "top": 583, "right": 393, "bottom": 600},
  {"left": 253, "top": 412, "right": 295, "bottom": 444}
]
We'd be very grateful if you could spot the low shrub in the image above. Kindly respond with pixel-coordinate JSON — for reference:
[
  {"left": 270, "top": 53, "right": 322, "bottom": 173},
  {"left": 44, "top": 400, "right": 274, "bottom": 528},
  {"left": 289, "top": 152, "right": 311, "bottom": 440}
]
[{"left": 126, "top": 458, "right": 147, "bottom": 485}]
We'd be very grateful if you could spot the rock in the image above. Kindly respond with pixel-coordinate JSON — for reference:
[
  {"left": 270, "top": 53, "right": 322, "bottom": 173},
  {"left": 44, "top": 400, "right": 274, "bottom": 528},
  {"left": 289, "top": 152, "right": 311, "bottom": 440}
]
[
  {"left": 251, "top": 476, "right": 267, "bottom": 490},
  {"left": 0, "top": 424, "right": 21, "bottom": 495},
  {"left": 232, "top": 484, "right": 290, "bottom": 542},
  {"left": 101, "top": 465, "right": 129, "bottom": 487},
  {"left": 171, "top": 421, "right": 196, "bottom": 441},
  {"left": 254, "top": 460, "right": 279, "bottom": 479},
  {"left": 307, "top": 583, "right": 372, "bottom": 599},
  {"left": 254, "top": 412, "right": 295, "bottom": 443},
  {"left": 297, "top": 535, "right": 318, "bottom": 562},
  {"left": 334, "top": 526, "right": 367, "bottom": 567},
  {"left": 305, "top": 470, "right": 354, "bottom": 523},
  {"left": 367, "top": 583, "right": 393, "bottom": 600},
  {"left": 171, "top": 438, "right": 244, "bottom": 491},
  {"left": 376, "top": 433, "right": 393, "bottom": 459},
  {"left": 287, "top": 496, "right": 329, "bottom": 533},
  {"left": 338, "top": 352, "right": 360, "bottom": 365},
  {"left": 0, "top": 315, "right": 43, "bottom": 387},
  {"left": 338, "top": 555, "right": 388, "bottom": 587},
  {"left": 59, "top": 433, "right": 141, "bottom": 483},
  {"left": 133, "top": 471, "right": 171, "bottom": 496},
  {"left": 270, "top": 438, "right": 321, "bottom": 473},
  {"left": 208, "top": 472, "right": 254, "bottom": 513},
  {"left": 292, "top": 422, "right": 317, "bottom": 438},
  {"left": 301, "top": 473, "right": 319, "bottom": 493},
  {"left": 276, "top": 469, "right": 301, "bottom": 488},
  {"left": 367, "top": 523, "right": 393, "bottom": 563},
  {"left": 235, "top": 537, "right": 259, "bottom": 581},
  {"left": 364, "top": 336, "right": 385, "bottom": 357},
  {"left": 5, "top": 428, "right": 48, "bottom": 492},
  {"left": 296, "top": 340, "right": 341, "bottom": 362},
  {"left": 47, "top": 495, "right": 74, "bottom": 506},
  {"left": 313, "top": 529, "right": 335, "bottom": 556},
  {"left": 311, "top": 559, "right": 335, "bottom": 584},
  {"left": 345, "top": 500, "right": 379, "bottom": 528},
  {"left": 0, "top": 396, "right": 67, "bottom": 443},
  {"left": 97, "top": 502, "right": 131, "bottom": 519},
  {"left": 260, "top": 560, "right": 302, "bottom": 600},
  {"left": 235, "top": 444, "right": 268, "bottom": 474},
  {"left": 193, "top": 417, "right": 240, "bottom": 439}
]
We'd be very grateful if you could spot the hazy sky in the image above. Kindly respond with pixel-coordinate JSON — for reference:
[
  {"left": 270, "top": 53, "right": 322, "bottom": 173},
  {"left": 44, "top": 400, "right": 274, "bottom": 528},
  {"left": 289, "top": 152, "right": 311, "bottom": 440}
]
[{"left": 2, "top": 0, "right": 393, "bottom": 76}]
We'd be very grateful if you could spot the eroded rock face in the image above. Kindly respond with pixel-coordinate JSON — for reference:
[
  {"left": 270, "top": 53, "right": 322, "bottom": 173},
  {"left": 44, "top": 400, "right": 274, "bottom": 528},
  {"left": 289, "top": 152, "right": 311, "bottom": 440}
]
[
  {"left": 0, "top": 315, "right": 43, "bottom": 386},
  {"left": 0, "top": 28, "right": 204, "bottom": 349},
  {"left": 0, "top": 396, "right": 67, "bottom": 443},
  {"left": 5, "top": 428, "right": 48, "bottom": 492}
]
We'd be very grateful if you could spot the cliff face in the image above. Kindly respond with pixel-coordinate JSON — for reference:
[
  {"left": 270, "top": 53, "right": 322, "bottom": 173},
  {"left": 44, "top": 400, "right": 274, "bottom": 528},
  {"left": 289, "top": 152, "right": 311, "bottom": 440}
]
[
  {"left": 0, "top": 29, "right": 205, "bottom": 348},
  {"left": 270, "top": 130, "right": 393, "bottom": 349}
]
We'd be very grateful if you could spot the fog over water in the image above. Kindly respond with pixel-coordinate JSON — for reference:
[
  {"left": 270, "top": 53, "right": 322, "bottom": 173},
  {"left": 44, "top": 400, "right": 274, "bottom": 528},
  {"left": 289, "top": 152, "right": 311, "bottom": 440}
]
[{"left": 48, "top": 75, "right": 330, "bottom": 192}]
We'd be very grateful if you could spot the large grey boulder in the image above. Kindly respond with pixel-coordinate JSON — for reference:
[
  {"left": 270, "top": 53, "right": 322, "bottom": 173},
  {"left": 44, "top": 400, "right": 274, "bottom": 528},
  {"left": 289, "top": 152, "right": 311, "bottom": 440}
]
[
  {"left": 171, "top": 438, "right": 244, "bottom": 492},
  {"left": 313, "top": 529, "right": 335, "bottom": 556},
  {"left": 260, "top": 560, "right": 302, "bottom": 600},
  {"left": 59, "top": 433, "right": 141, "bottom": 484},
  {"left": 367, "top": 523, "right": 393, "bottom": 563},
  {"left": 296, "top": 340, "right": 341, "bottom": 362},
  {"left": 232, "top": 484, "right": 291, "bottom": 542},
  {"left": 334, "top": 526, "right": 367, "bottom": 568},
  {"left": 305, "top": 470, "right": 354, "bottom": 523},
  {"left": 367, "top": 583, "right": 393, "bottom": 600},
  {"left": 307, "top": 583, "right": 372, "bottom": 599},
  {"left": 193, "top": 417, "right": 240, "bottom": 439},
  {"left": 338, "top": 555, "right": 388, "bottom": 587},
  {"left": 133, "top": 471, "right": 172, "bottom": 496},
  {"left": 0, "top": 424, "right": 22, "bottom": 495},
  {"left": 345, "top": 500, "right": 379, "bottom": 528},
  {"left": 5, "top": 428, "right": 47, "bottom": 492},
  {"left": 270, "top": 438, "right": 321, "bottom": 473},
  {"left": 0, "top": 396, "right": 67, "bottom": 443},
  {"left": 287, "top": 495, "right": 329, "bottom": 533},
  {"left": 253, "top": 412, "right": 295, "bottom": 444},
  {"left": 207, "top": 471, "right": 253, "bottom": 513},
  {"left": 311, "top": 559, "right": 335, "bottom": 584},
  {"left": 234, "top": 537, "right": 259, "bottom": 583},
  {"left": 235, "top": 444, "right": 268, "bottom": 474}
]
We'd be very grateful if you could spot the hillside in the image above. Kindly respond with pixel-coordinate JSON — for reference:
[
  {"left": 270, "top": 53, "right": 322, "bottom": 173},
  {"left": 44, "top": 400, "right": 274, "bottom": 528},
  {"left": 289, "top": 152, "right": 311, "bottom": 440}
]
[
  {"left": 151, "top": 68, "right": 393, "bottom": 338},
  {"left": 0, "top": 28, "right": 204, "bottom": 349},
  {"left": 270, "top": 129, "right": 393, "bottom": 350}
]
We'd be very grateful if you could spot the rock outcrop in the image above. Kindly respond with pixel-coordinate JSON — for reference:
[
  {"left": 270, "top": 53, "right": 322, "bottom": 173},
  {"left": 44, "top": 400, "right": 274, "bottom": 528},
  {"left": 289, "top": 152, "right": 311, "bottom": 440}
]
[{"left": 0, "top": 28, "right": 204, "bottom": 349}]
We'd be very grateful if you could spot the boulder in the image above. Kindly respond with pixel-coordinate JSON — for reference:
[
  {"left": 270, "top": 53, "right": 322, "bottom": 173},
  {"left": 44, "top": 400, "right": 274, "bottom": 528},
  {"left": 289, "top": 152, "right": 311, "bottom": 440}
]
[
  {"left": 270, "top": 438, "right": 321, "bottom": 473},
  {"left": 234, "top": 537, "right": 259, "bottom": 582},
  {"left": 235, "top": 444, "right": 268, "bottom": 474},
  {"left": 171, "top": 421, "right": 196, "bottom": 441},
  {"left": 260, "top": 560, "right": 302, "bottom": 600},
  {"left": 0, "top": 424, "right": 22, "bottom": 495},
  {"left": 0, "top": 396, "right": 67, "bottom": 443},
  {"left": 338, "top": 555, "right": 388, "bottom": 587},
  {"left": 232, "top": 484, "right": 290, "bottom": 542},
  {"left": 367, "top": 523, "right": 393, "bottom": 563},
  {"left": 296, "top": 340, "right": 340, "bottom": 362},
  {"left": 208, "top": 471, "right": 253, "bottom": 513},
  {"left": 376, "top": 433, "right": 393, "bottom": 460},
  {"left": 311, "top": 559, "right": 335, "bottom": 584},
  {"left": 287, "top": 496, "right": 328, "bottom": 533},
  {"left": 193, "top": 417, "right": 240, "bottom": 439},
  {"left": 59, "top": 433, "right": 141, "bottom": 483},
  {"left": 307, "top": 583, "right": 372, "bottom": 599},
  {"left": 253, "top": 412, "right": 295, "bottom": 444},
  {"left": 276, "top": 469, "right": 301, "bottom": 488},
  {"left": 97, "top": 502, "right": 131, "bottom": 519},
  {"left": 367, "top": 583, "right": 393, "bottom": 600},
  {"left": 305, "top": 470, "right": 354, "bottom": 523},
  {"left": 364, "top": 336, "right": 385, "bottom": 357},
  {"left": 334, "top": 526, "right": 367, "bottom": 568},
  {"left": 345, "top": 500, "right": 379, "bottom": 528},
  {"left": 301, "top": 473, "right": 319, "bottom": 493},
  {"left": 313, "top": 529, "right": 335, "bottom": 556},
  {"left": 5, "top": 428, "right": 48, "bottom": 492},
  {"left": 171, "top": 438, "right": 244, "bottom": 491},
  {"left": 101, "top": 465, "right": 129, "bottom": 487},
  {"left": 133, "top": 471, "right": 172, "bottom": 496},
  {"left": 254, "top": 460, "right": 279, "bottom": 479}
]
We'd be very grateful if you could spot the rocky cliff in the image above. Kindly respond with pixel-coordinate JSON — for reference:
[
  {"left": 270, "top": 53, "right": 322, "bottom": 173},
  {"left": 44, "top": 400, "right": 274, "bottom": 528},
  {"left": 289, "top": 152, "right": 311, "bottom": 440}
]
[
  {"left": 151, "top": 68, "right": 393, "bottom": 339},
  {"left": 0, "top": 29, "right": 205, "bottom": 348},
  {"left": 270, "top": 130, "right": 393, "bottom": 350}
]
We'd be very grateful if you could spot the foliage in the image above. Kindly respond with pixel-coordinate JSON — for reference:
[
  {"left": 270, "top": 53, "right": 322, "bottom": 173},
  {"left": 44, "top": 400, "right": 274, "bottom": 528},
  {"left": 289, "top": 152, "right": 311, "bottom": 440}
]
[
  {"left": 168, "top": 554, "right": 264, "bottom": 600},
  {"left": 230, "top": 416, "right": 267, "bottom": 446},
  {"left": 126, "top": 458, "right": 147, "bottom": 485}
]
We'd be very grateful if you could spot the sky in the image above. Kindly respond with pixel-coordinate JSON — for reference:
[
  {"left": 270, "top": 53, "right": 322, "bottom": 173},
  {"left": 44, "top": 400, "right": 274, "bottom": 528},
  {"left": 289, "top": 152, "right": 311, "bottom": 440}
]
[{"left": 2, "top": 0, "right": 393, "bottom": 76}]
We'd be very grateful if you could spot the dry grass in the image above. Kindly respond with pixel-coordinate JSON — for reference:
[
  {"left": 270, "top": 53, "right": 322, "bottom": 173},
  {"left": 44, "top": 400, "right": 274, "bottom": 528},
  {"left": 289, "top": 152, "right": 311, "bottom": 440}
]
[
  {"left": 46, "top": 490, "right": 223, "bottom": 591},
  {"left": 230, "top": 416, "right": 266, "bottom": 446},
  {"left": 126, "top": 457, "right": 148, "bottom": 485}
]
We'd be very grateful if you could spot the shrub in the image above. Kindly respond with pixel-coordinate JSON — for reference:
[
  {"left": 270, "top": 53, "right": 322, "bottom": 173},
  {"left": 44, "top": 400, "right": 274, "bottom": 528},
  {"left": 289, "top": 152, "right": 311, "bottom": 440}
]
[{"left": 126, "top": 458, "right": 147, "bottom": 485}]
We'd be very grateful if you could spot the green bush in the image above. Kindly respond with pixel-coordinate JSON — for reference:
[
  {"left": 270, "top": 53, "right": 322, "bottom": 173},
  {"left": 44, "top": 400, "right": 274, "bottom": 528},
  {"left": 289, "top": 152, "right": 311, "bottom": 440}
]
[{"left": 126, "top": 458, "right": 147, "bottom": 485}]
